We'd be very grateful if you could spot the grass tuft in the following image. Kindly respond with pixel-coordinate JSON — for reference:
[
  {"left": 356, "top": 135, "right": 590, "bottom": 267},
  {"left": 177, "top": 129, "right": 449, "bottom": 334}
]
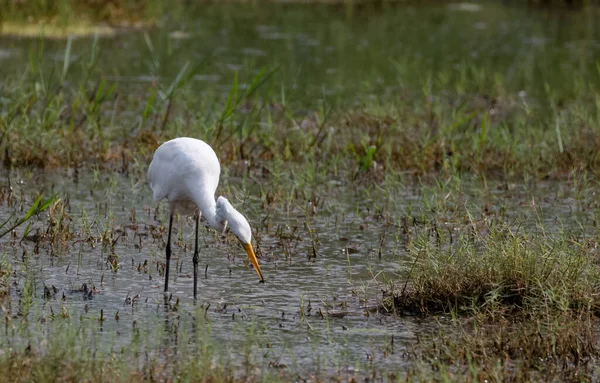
[
  {"left": 411, "top": 312, "right": 599, "bottom": 382},
  {"left": 387, "top": 219, "right": 600, "bottom": 316}
]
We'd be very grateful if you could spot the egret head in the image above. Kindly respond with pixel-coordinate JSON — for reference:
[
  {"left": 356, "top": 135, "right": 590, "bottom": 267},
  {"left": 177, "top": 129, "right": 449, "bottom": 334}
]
[{"left": 216, "top": 196, "right": 264, "bottom": 282}]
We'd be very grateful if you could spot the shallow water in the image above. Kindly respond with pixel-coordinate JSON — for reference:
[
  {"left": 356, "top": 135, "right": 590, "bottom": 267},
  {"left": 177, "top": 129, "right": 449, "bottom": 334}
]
[
  {"left": 1, "top": 168, "right": 599, "bottom": 377},
  {"left": 0, "top": 169, "right": 422, "bottom": 375}
]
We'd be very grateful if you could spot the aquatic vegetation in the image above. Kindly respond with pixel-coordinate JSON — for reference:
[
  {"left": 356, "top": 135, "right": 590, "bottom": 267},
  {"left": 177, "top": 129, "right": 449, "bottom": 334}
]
[
  {"left": 0, "top": 254, "right": 8, "bottom": 298},
  {"left": 0, "top": 1, "right": 599, "bottom": 382},
  {"left": 0, "top": 2, "right": 599, "bottom": 181},
  {"left": 409, "top": 313, "right": 599, "bottom": 382},
  {"left": 0, "top": 314, "right": 267, "bottom": 383},
  {"left": 387, "top": 219, "right": 600, "bottom": 316},
  {"left": 375, "top": 176, "right": 600, "bottom": 381}
]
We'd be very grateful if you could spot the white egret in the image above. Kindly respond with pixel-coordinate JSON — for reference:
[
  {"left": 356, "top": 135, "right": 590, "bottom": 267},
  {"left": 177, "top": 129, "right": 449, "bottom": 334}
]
[{"left": 147, "top": 137, "right": 264, "bottom": 298}]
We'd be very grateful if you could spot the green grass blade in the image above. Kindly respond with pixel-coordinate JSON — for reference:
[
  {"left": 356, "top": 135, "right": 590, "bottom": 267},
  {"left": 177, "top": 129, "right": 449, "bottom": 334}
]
[
  {"left": 164, "top": 62, "right": 190, "bottom": 98},
  {"left": 62, "top": 35, "right": 73, "bottom": 81},
  {"left": 23, "top": 195, "right": 43, "bottom": 221}
]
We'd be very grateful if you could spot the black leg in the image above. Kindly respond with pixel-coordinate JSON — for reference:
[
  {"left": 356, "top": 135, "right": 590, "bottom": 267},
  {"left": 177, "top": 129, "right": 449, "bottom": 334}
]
[
  {"left": 164, "top": 214, "right": 173, "bottom": 293},
  {"left": 193, "top": 214, "right": 200, "bottom": 299}
]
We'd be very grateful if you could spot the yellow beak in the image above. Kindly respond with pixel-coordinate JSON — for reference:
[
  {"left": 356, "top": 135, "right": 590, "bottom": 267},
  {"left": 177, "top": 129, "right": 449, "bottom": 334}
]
[{"left": 243, "top": 243, "right": 264, "bottom": 282}]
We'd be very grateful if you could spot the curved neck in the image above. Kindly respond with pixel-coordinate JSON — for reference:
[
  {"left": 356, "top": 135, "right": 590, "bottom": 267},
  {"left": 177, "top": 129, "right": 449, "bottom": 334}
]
[{"left": 191, "top": 188, "right": 221, "bottom": 230}]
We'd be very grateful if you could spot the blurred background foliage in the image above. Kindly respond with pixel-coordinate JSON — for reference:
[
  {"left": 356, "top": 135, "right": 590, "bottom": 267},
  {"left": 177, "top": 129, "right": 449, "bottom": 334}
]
[{"left": 0, "top": 0, "right": 598, "bottom": 25}]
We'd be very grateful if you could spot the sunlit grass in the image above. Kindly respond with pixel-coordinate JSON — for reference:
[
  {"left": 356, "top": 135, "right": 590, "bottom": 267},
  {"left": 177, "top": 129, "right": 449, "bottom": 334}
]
[
  {"left": 0, "top": 310, "right": 276, "bottom": 382},
  {"left": 388, "top": 218, "right": 600, "bottom": 315},
  {"left": 0, "top": 22, "right": 118, "bottom": 38},
  {"left": 1, "top": 5, "right": 599, "bottom": 179}
]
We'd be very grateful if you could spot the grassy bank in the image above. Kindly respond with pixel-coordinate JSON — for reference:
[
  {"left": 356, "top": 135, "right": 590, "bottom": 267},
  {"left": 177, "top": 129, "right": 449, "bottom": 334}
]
[
  {"left": 2, "top": 38, "right": 600, "bottom": 181},
  {"left": 0, "top": 0, "right": 164, "bottom": 37},
  {"left": 1, "top": 0, "right": 598, "bottom": 37},
  {"left": 388, "top": 220, "right": 600, "bottom": 316},
  {"left": 411, "top": 313, "right": 599, "bottom": 381},
  {"left": 1, "top": 3, "right": 598, "bottom": 180},
  {"left": 372, "top": 177, "right": 600, "bottom": 381},
  {"left": 0, "top": 0, "right": 166, "bottom": 24}
]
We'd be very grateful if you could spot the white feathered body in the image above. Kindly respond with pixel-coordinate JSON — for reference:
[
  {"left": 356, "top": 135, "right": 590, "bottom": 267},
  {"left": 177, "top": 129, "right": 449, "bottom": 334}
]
[{"left": 148, "top": 137, "right": 221, "bottom": 222}]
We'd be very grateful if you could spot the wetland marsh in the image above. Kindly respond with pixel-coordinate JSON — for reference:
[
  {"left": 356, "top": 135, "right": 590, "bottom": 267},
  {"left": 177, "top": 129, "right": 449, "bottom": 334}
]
[{"left": 1, "top": 1, "right": 600, "bottom": 381}]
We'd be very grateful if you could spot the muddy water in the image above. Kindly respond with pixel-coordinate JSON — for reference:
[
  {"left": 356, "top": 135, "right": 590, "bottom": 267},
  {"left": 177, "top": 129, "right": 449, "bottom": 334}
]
[{"left": 1, "top": 168, "right": 598, "bottom": 376}]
